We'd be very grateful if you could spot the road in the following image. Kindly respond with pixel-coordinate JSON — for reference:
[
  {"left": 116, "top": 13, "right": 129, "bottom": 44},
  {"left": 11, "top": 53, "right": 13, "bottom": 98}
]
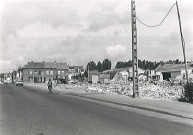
[{"left": 0, "top": 84, "right": 192, "bottom": 135}]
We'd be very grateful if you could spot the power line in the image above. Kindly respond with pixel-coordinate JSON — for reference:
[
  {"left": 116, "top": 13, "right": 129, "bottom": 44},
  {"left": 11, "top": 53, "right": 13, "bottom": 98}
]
[{"left": 136, "top": 3, "right": 176, "bottom": 27}]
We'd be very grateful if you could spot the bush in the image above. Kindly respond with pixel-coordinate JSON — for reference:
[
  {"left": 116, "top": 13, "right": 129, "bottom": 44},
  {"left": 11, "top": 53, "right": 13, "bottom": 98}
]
[{"left": 182, "top": 82, "right": 193, "bottom": 102}]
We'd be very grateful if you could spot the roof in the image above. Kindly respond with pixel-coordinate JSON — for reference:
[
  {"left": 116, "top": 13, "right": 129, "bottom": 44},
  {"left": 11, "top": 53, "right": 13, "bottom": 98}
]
[
  {"left": 23, "top": 61, "right": 68, "bottom": 69},
  {"left": 44, "top": 62, "right": 68, "bottom": 69},
  {"left": 102, "top": 67, "right": 145, "bottom": 74},
  {"left": 100, "top": 73, "right": 110, "bottom": 78},
  {"left": 69, "top": 66, "right": 83, "bottom": 69},
  {"left": 102, "top": 68, "right": 131, "bottom": 74},
  {"left": 89, "top": 70, "right": 99, "bottom": 73},
  {"left": 156, "top": 64, "right": 193, "bottom": 72},
  {"left": 24, "top": 62, "right": 45, "bottom": 69}
]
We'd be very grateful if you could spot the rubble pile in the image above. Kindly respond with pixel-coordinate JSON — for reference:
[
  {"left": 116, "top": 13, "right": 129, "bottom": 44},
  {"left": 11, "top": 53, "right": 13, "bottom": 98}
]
[
  {"left": 25, "top": 80, "right": 185, "bottom": 101},
  {"left": 79, "top": 81, "right": 184, "bottom": 101},
  {"left": 54, "top": 83, "right": 87, "bottom": 92},
  {"left": 139, "top": 81, "right": 183, "bottom": 101}
]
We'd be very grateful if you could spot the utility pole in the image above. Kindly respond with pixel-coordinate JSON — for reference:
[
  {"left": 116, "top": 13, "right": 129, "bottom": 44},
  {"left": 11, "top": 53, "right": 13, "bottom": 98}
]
[
  {"left": 176, "top": 1, "right": 189, "bottom": 83},
  {"left": 88, "top": 64, "right": 89, "bottom": 82},
  {"left": 131, "top": 0, "right": 139, "bottom": 97}
]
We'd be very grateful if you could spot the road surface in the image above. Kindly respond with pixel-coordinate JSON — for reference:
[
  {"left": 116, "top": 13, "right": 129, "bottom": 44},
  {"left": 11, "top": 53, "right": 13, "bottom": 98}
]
[{"left": 0, "top": 84, "right": 192, "bottom": 135}]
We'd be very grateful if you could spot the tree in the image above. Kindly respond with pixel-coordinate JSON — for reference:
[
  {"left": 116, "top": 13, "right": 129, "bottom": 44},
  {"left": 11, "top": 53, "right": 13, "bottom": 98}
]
[
  {"left": 97, "top": 61, "right": 102, "bottom": 72},
  {"left": 83, "top": 70, "right": 88, "bottom": 78},
  {"left": 86, "top": 61, "right": 97, "bottom": 71},
  {"left": 102, "top": 59, "right": 111, "bottom": 71},
  {"left": 175, "top": 59, "right": 179, "bottom": 64},
  {"left": 125, "top": 60, "right": 132, "bottom": 67},
  {"left": 115, "top": 61, "right": 125, "bottom": 69}
]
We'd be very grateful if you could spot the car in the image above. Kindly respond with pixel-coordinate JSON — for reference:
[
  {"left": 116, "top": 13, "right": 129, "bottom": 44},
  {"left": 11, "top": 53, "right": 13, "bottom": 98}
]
[{"left": 16, "top": 80, "right": 23, "bottom": 86}]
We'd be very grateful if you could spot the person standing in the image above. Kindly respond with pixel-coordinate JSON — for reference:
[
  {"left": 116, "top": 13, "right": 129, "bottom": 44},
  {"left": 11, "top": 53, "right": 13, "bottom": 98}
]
[{"left": 47, "top": 79, "right": 53, "bottom": 93}]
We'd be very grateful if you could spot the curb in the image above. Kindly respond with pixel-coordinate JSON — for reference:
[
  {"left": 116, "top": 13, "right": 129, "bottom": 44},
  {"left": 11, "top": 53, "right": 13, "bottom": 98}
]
[{"left": 64, "top": 92, "right": 193, "bottom": 120}]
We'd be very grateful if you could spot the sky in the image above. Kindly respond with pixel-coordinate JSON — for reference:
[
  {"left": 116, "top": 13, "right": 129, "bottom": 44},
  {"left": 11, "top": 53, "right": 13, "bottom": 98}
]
[{"left": 0, "top": 0, "right": 193, "bottom": 73}]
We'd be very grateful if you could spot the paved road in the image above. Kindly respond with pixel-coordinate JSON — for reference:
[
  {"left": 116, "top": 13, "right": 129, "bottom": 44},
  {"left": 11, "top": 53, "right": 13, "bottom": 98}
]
[{"left": 0, "top": 84, "right": 192, "bottom": 135}]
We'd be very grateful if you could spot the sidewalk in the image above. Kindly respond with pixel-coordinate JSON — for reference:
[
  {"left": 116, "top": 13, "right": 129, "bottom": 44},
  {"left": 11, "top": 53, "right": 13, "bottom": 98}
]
[{"left": 25, "top": 83, "right": 193, "bottom": 120}]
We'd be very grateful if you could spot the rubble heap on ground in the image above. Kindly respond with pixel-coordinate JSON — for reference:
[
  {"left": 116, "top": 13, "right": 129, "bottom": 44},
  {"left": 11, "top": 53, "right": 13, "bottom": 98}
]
[{"left": 26, "top": 79, "right": 186, "bottom": 102}]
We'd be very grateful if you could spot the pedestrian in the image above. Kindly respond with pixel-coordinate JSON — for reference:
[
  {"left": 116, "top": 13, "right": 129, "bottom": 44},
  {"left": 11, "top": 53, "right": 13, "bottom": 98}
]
[{"left": 47, "top": 79, "right": 53, "bottom": 93}]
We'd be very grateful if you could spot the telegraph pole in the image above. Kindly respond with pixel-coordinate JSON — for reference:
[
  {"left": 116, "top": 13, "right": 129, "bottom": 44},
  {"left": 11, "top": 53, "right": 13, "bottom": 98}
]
[
  {"left": 131, "top": 0, "right": 139, "bottom": 97},
  {"left": 176, "top": 1, "right": 189, "bottom": 83},
  {"left": 88, "top": 65, "right": 89, "bottom": 82}
]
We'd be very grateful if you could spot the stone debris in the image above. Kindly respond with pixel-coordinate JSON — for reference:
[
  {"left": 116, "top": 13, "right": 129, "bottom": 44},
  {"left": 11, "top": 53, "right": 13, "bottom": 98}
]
[
  {"left": 25, "top": 79, "right": 188, "bottom": 102},
  {"left": 139, "top": 81, "right": 183, "bottom": 101}
]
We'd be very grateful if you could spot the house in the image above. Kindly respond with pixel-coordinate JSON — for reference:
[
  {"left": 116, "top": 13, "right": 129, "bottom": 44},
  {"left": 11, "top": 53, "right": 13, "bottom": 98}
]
[
  {"left": 99, "top": 73, "right": 110, "bottom": 83},
  {"left": 69, "top": 66, "right": 84, "bottom": 73},
  {"left": 155, "top": 64, "right": 193, "bottom": 81},
  {"left": 144, "top": 70, "right": 163, "bottom": 82},
  {"left": 68, "top": 66, "right": 85, "bottom": 82},
  {"left": 45, "top": 62, "right": 68, "bottom": 83},
  {"left": 12, "top": 70, "right": 17, "bottom": 83},
  {"left": 102, "top": 68, "right": 126, "bottom": 80},
  {"left": 3, "top": 73, "right": 12, "bottom": 83},
  {"left": 102, "top": 67, "right": 144, "bottom": 83},
  {"left": 16, "top": 67, "right": 23, "bottom": 81},
  {"left": 22, "top": 61, "right": 68, "bottom": 83},
  {"left": 88, "top": 70, "right": 99, "bottom": 83}
]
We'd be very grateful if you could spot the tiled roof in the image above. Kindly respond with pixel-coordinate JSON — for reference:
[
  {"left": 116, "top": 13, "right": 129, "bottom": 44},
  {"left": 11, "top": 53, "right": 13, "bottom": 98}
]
[
  {"left": 156, "top": 64, "right": 193, "bottom": 72},
  {"left": 24, "top": 61, "right": 68, "bottom": 69},
  {"left": 44, "top": 62, "right": 68, "bottom": 69},
  {"left": 24, "top": 62, "right": 45, "bottom": 68}
]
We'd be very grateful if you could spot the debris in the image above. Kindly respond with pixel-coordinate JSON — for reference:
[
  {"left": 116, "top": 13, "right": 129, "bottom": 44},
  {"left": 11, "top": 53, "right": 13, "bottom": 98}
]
[{"left": 25, "top": 78, "right": 190, "bottom": 102}]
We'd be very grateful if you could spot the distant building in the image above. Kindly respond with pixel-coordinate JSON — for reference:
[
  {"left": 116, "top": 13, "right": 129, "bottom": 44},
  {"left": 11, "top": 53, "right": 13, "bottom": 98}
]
[
  {"left": 88, "top": 70, "right": 99, "bottom": 83},
  {"left": 3, "top": 73, "right": 12, "bottom": 83},
  {"left": 69, "top": 66, "right": 84, "bottom": 73},
  {"left": 12, "top": 70, "right": 17, "bottom": 83},
  {"left": 144, "top": 70, "right": 163, "bottom": 82},
  {"left": 155, "top": 64, "right": 193, "bottom": 81},
  {"left": 68, "top": 66, "right": 84, "bottom": 82},
  {"left": 99, "top": 73, "right": 110, "bottom": 83},
  {"left": 22, "top": 61, "right": 68, "bottom": 83},
  {"left": 103, "top": 67, "right": 145, "bottom": 81}
]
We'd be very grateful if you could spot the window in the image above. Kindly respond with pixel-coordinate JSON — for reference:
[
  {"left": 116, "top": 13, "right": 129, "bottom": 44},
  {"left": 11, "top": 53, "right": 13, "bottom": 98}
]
[
  {"left": 58, "top": 71, "right": 61, "bottom": 74},
  {"left": 29, "top": 71, "right": 33, "bottom": 75},
  {"left": 34, "top": 70, "right": 38, "bottom": 75},
  {"left": 46, "top": 71, "right": 49, "bottom": 75},
  {"left": 62, "top": 71, "right": 64, "bottom": 74},
  {"left": 50, "top": 71, "right": 53, "bottom": 75},
  {"left": 38, "top": 71, "right": 41, "bottom": 75}
]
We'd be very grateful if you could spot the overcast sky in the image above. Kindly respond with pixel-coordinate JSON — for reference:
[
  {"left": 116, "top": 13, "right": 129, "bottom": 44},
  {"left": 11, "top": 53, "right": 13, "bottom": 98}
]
[{"left": 0, "top": 0, "right": 193, "bottom": 72}]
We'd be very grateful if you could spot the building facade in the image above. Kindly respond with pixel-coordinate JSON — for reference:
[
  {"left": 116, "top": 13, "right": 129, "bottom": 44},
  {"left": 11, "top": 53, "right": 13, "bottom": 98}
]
[
  {"left": 22, "top": 61, "right": 68, "bottom": 83},
  {"left": 155, "top": 64, "right": 193, "bottom": 81}
]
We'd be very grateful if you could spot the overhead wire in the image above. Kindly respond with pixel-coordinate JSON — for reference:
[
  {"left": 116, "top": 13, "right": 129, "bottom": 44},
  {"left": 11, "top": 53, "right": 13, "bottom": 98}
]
[
  {"left": 112, "top": 3, "right": 177, "bottom": 35},
  {"left": 136, "top": 3, "right": 176, "bottom": 27}
]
